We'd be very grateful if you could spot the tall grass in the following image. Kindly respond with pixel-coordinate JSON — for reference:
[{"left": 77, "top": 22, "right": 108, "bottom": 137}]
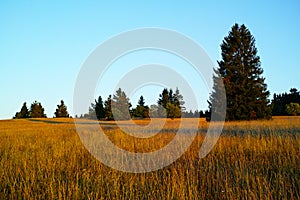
[{"left": 0, "top": 117, "right": 299, "bottom": 199}]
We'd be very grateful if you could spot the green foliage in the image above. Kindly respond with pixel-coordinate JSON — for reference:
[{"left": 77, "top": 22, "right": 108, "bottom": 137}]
[
  {"left": 13, "top": 102, "right": 29, "bottom": 119},
  {"left": 54, "top": 100, "right": 69, "bottom": 118},
  {"left": 272, "top": 88, "right": 300, "bottom": 115},
  {"left": 157, "top": 88, "right": 184, "bottom": 118},
  {"left": 166, "top": 102, "right": 181, "bottom": 119},
  {"left": 95, "top": 96, "right": 105, "bottom": 120},
  {"left": 285, "top": 103, "right": 300, "bottom": 116},
  {"left": 112, "top": 88, "right": 132, "bottom": 120},
  {"left": 104, "top": 95, "right": 113, "bottom": 120},
  {"left": 132, "top": 96, "right": 149, "bottom": 119},
  {"left": 209, "top": 23, "right": 271, "bottom": 121},
  {"left": 29, "top": 101, "right": 47, "bottom": 118}
]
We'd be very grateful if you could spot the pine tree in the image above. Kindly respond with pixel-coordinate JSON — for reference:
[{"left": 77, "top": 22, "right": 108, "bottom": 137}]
[
  {"left": 157, "top": 88, "right": 169, "bottom": 108},
  {"left": 54, "top": 100, "right": 69, "bottom": 118},
  {"left": 111, "top": 88, "right": 132, "bottom": 120},
  {"left": 157, "top": 88, "right": 184, "bottom": 118},
  {"left": 132, "top": 96, "right": 150, "bottom": 118},
  {"left": 13, "top": 102, "right": 29, "bottom": 119},
  {"left": 173, "top": 87, "right": 185, "bottom": 110},
  {"left": 95, "top": 96, "right": 105, "bottom": 120},
  {"left": 104, "top": 95, "right": 113, "bottom": 120},
  {"left": 209, "top": 23, "right": 271, "bottom": 121},
  {"left": 30, "top": 101, "right": 47, "bottom": 118}
]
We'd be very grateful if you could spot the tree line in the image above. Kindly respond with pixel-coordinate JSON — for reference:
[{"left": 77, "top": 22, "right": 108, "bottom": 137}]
[
  {"left": 13, "top": 100, "right": 69, "bottom": 119},
  {"left": 13, "top": 23, "right": 300, "bottom": 120},
  {"left": 77, "top": 87, "right": 205, "bottom": 120},
  {"left": 271, "top": 88, "right": 300, "bottom": 116}
]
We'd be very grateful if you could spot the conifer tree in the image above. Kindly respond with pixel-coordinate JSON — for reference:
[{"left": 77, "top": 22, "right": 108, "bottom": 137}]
[
  {"left": 132, "top": 96, "right": 150, "bottom": 118},
  {"left": 54, "top": 100, "right": 69, "bottom": 118},
  {"left": 30, "top": 101, "right": 47, "bottom": 118},
  {"left": 111, "top": 88, "right": 132, "bottom": 120},
  {"left": 104, "top": 95, "right": 113, "bottom": 120},
  {"left": 95, "top": 96, "right": 105, "bottom": 120},
  {"left": 13, "top": 102, "right": 29, "bottom": 119},
  {"left": 209, "top": 23, "right": 271, "bottom": 120}
]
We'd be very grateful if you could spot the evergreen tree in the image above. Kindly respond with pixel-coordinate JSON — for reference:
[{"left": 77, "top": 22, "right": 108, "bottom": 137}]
[
  {"left": 54, "top": 100, "right": 69, "bottom": 118},
  {"left": 173, "top": 87, "right": 185, "bottom": 110},
  {"left": 104, "top": 95, "right": 113, "bottom": 120},
  {"left": 95, "top": 96, "right": 105, "bottom": 120},
  {"left": 132, "top": 96, "right": 150, "bottom": 118},
  {"left": 166, "top": 102, "right": 181, "bottom": 119},
  {"left": 209, "top": 23, "right": 271, "bottom": 121},
  {"left": 272, "top": 88, "right": 300, "bottom": 115},
  {"left": 157, "top": 88, "right": 184, "bottom": 118},
  {"left": 157, "top": 88, "right": 169, "bottom": 108},
  {"left": 111, "top": 88, "right": 132, "bottom": 120},
  {"left": 29, "top": 101, "right": 47, "bottom": 118},
  {"left": 13, "top": 102, "right": 29, "bottom": 119}
]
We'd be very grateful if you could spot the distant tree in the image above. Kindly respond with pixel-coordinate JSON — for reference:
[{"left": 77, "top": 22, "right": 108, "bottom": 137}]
[
  {"left": 199, "top": 110, "right": 205, "bottom": 118},
  {"left": 149, "top": 104, "right": 159, "bottom": 118},
  {"left": 157, "top": 88, "right": 184, "bottom": 118},
  {"left": 166, "top": 102, "right": 181, "bottom": 119},
  {"left": 104, "top": 95, "right": 113, "bottom": 120},
  {"left": 208, "top": 23, "right": 271, "bottom": 121},
  {"left": 95, "top": 96, "right": 105, "bottom": 120},
  {"left": 132, "top": 96, "right": 150, "bottom": 118},
  {"left": 285, "top": 103, "right": 300, "bottom": 116},
  {"left": 13, "top": 102, "right": 29, "bottom": 119},
  {"left": 29, "top": 101, "right": 47, "bottom": 118},
  {"left": 272, "top": 88, "right": 300, "bottom": 116},
  {"left": 111, "top": 88, "right": 132, "bottom": 120},
  {"left": 157, "top": 88, "right": 169, "bottom": 109},
  {"left": 54, "top": 100, "right": 69, "bottom": 118},
  {"left": 173, "top": 87, "right": 185, "bottom": 110}
]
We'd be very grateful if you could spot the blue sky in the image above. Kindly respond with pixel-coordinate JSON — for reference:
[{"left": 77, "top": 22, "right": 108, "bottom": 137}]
[{"left": 0, "top": 1, "right": 299, "bottom": 119}]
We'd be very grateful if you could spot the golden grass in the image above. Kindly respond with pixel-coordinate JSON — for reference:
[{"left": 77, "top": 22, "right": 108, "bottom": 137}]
[{"left": 0, "top": 117, "right": 299, "bottom": 199}]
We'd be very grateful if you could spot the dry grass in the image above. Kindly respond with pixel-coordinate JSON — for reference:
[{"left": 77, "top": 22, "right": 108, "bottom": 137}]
[{"left": 0, "top": 117, "right": 299, "bottom": 199}]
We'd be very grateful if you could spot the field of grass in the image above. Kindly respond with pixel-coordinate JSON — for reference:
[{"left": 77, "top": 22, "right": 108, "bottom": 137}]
[{"left": 0, "top": 117, "right": 299, "bottom": 199}]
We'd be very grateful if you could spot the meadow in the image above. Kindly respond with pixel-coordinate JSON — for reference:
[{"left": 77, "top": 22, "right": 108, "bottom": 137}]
[{"left": 0, "top": 117, "right": 299, "bottom": 199}]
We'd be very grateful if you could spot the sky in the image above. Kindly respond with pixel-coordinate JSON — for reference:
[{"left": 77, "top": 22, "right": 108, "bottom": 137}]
[{"left": 0, "top": 1, "right": 299, "bottom": 119}]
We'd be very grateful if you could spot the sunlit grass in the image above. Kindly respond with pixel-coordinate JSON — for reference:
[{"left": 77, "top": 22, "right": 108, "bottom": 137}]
[{"left": 0, "top": 117, "right": 299, "bottom": 199}]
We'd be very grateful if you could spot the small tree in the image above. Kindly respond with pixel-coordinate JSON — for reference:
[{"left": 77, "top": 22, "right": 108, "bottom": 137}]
[
  {"left": 95, "top": 96, "right": 105, "bottom": 120},
  {"left": 54, "top": 100, "right": 69, "bottom": 118},
  {"left": 132, "top": 96, "right": 150, "bottom": 118},
  {"left": 104, "top": 95, "right": 113, "bottom": 120},
  {"left": 30, "top": 101, "right": 47, "bottom": 118},
  {"left": 13, "top": 102, "right": 29, "bottom": 119},
  {"left": 166, "top": 102, "right": 181, "bottom": 119}
]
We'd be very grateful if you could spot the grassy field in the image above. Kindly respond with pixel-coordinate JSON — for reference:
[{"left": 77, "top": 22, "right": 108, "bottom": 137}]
[{"left": 0, "top": 117, "right": 299, "bottom": 199}]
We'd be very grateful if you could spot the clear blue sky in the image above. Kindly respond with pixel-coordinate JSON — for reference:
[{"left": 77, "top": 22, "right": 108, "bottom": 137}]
[{"left": 0, "top": 1, "right": 299, "bottom": 119}]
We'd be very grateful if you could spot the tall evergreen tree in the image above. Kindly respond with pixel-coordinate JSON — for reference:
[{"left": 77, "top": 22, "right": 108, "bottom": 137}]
[
  {"left": 30, "top": 101, "right": 47, "bottom": 118},
  {"left": 104, "top": 95, "right": 113, "bottom": 120},
  {"left": 173, "top": 87, "right": 185, "bottom": 110},
  {"left": 95, "top": 96, "right": 105, "bottom": 120},
  {"left": 209, "top": 23, "right": 271, "bottom": 121},
  {"left": 111, "top": 88, "right": 132, "bottom": 120},
  {"left": 157, "top": 88, "right": 169, "bottom": 108},
  {"left": 54, "top": 100, "right": 69, "bottom": 118},
  {"left": 13, "top": 102, "right": 29, "bottom": 119}
]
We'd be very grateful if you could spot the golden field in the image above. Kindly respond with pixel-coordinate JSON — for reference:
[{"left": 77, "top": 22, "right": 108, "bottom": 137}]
[{"left": 0, "top": 117, "right": 299, "bottom": 199}]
